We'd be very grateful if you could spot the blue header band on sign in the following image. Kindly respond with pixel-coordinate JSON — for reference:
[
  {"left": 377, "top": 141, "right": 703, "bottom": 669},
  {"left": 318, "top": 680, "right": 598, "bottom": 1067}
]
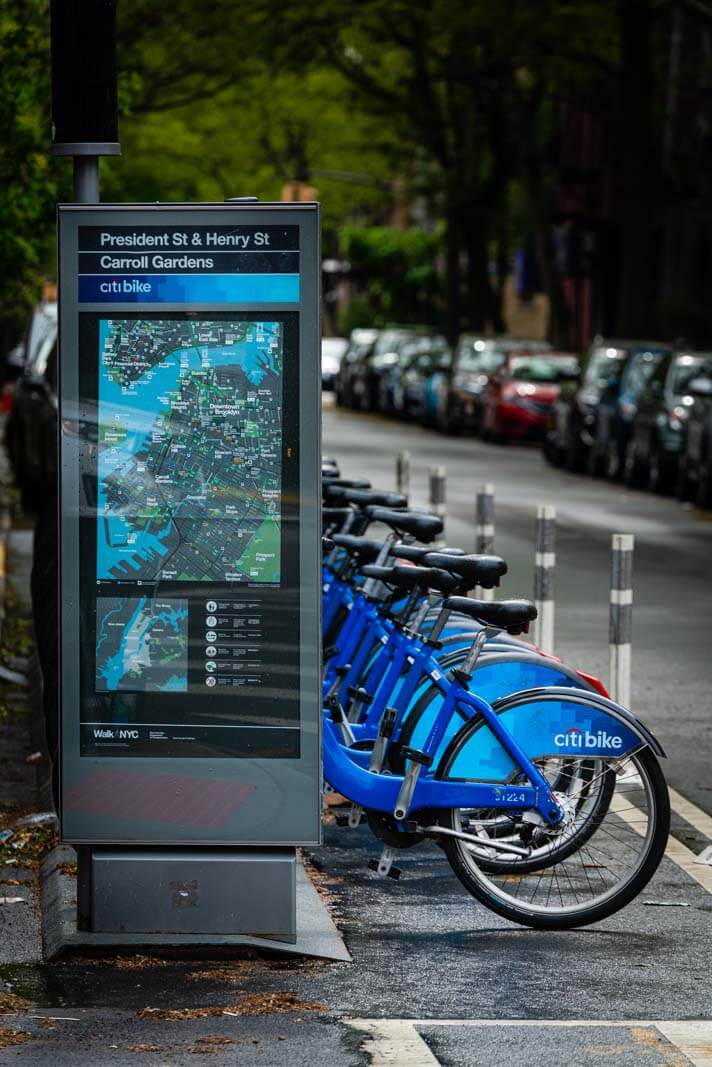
[{"left": 78, "top": 273, "right": 301, "bottom": 304}]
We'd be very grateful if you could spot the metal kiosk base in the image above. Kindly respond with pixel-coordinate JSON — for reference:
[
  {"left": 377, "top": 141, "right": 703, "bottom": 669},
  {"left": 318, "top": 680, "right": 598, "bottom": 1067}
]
[
  {"left": 78, "top": 847, "right": 298, "bottom": 940},
  {"left": 41, "top": 845, "right": 351, "bottom": 962}
]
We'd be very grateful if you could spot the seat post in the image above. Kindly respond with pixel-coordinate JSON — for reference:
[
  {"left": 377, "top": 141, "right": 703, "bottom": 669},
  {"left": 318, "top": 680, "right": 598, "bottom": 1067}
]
[
  {"left": 462, "top": 625, "right": 501, "bottom": 676},
  {"left": 362, "top": 533, "right": 396, "bottom": 597}
]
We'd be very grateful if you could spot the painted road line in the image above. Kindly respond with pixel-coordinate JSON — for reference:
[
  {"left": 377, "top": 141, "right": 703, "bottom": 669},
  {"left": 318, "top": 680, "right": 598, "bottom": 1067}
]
[
  {"left": 611, "top": 793, "right": 712, "bottom": 894},
  {"left": 351, "top": 1018, "right": 439, "bottom": 1065},
  {"left": 657, "top": 1022, "right": 712, "bottom": 1067},
  {"left": 669, "top": 787, "right": 712, "bottom": 841},
  {"left": 348, "top": 1019, "right": 712, "bottom": 1067}
]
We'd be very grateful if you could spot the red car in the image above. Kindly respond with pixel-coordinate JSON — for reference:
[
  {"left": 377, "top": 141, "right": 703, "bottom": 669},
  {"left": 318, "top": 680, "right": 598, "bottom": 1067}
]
[{"left": 480, "top": 351, "right": 580, "bottom": 442}]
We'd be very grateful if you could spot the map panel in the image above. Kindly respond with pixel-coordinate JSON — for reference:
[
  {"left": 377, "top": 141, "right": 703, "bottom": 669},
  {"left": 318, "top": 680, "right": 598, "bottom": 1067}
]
[
  {"left": 96, "top": 597, "right": 189, "bottom": 692},
  {"left": 97, "top": 318, "right": 282, "bottom": 583}
]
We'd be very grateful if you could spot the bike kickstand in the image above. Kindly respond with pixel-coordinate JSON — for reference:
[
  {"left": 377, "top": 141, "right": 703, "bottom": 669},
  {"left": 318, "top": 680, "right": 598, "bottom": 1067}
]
[{"left": 368, "top": 846, "right": 401, "bottom": 880}]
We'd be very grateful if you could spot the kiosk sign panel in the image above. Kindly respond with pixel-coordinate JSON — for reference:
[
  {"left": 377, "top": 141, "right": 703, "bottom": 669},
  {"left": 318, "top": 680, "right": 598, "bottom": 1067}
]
[{"left": 58, "top": 204, "right": 321, "bottom": 845}]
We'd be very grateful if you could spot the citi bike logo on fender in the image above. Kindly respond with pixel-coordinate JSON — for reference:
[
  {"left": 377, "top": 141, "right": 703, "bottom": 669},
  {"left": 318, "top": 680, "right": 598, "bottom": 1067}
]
[{"left": 554, "top": 726, "right": 623, "bottom": 750}]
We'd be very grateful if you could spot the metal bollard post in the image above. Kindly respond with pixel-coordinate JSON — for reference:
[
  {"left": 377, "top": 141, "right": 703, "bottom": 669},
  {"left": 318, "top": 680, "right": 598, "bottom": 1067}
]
[
  {"left": 396, "top": 450, "right": 410, "bottom": 499},
  {"left": 429, "top": 465, "right": 447, "bottom": 542},
  {"left": 475, "top": 483, "right": 495, "bottom": 601},
  {"left": 609, "top": 533, "right": 634, "bottom": 706},
  {"left": 533, "top": 505, "right": 556, "bottom": 653}
]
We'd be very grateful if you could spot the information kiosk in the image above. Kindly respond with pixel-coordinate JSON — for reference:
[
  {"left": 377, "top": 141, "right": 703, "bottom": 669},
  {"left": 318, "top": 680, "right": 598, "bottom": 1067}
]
[{"left": 57, "top": 203, "right": 321, "bottom": 940}]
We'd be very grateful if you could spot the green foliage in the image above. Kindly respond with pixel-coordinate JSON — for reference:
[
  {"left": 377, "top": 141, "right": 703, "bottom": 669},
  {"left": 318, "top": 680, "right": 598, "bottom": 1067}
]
[
  {"left": 339, "top": 224, "right": 442, "bottom": 327},
  {"left": 103, "top": 66, "right": 396, "bottom": 233},
  {"left": 0, "top": 0, "right": 69, "bottom": 347}
]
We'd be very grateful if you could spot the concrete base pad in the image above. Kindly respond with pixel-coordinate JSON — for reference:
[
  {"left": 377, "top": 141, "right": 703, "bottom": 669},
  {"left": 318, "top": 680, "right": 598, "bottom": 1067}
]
[{"left": 41, "top": 845, "right": 351, "bottom": 963}]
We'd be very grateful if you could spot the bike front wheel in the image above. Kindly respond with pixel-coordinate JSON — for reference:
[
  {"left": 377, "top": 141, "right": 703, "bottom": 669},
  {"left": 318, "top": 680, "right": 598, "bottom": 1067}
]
[{"left": 438, "top": 744, "right": 670, "bottom": 929}]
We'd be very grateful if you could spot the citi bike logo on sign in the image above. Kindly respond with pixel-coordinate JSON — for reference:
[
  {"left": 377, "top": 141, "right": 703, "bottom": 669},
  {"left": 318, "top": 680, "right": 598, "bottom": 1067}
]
[{"left": 554, "top": 726, "right": 623, "bottom": 751}]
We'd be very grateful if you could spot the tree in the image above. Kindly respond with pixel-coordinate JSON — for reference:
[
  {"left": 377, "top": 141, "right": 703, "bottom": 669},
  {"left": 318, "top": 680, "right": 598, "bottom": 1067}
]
[{"left": 0, "top": 0, "right": 68, "bottom": 353}]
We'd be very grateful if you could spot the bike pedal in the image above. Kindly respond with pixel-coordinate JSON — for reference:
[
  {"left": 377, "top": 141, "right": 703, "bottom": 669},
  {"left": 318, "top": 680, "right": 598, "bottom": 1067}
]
[{"left": 367, "top": 858, "right": 401, "bottom": 878}]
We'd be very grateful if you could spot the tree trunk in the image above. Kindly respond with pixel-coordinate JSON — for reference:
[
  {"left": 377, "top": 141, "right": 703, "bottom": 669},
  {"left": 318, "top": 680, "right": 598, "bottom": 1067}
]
[
  {"left": 463, "top": 212, "right": 506, "bottom": 335},
  {"left": 444, "top": 194, "right": 461, "bottom": 345},
  {"left": 616, "top": 0, "right": 655, "bottom": 336}
]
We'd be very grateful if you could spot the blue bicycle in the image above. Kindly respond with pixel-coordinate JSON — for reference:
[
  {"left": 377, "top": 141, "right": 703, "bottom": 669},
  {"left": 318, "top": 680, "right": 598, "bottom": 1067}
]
[{"left": 320, "top": 471, "right": 670, "bottom": 929}]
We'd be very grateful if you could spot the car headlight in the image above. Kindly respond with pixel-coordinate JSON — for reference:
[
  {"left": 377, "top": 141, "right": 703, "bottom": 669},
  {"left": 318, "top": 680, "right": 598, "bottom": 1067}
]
[{"left": 668, "top": 405, "right": 689, "bottom": 432}]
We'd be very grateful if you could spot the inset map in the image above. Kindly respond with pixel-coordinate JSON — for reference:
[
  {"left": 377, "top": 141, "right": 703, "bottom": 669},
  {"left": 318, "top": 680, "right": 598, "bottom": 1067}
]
[
  {"left": 96, "top": 597, "right": 189, "bottom": 692},
  {"left": 96, "top": 319, "right": 282, "bottom": 583}
]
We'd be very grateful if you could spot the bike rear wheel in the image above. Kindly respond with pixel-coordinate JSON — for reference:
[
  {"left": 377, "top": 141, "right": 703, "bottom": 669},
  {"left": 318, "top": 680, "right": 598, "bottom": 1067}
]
[{"left": 437, "top": 744, "right": 669, "bottom": 929}]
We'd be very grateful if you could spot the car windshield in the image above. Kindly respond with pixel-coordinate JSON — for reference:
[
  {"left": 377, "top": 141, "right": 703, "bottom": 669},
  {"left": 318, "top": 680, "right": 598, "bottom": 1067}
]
[
  {"left": 671, "top": 355, "right": 707, "bottom": 395},
  {"left": 322, "top": 338, "right": 348, "bottom": 361},
  {"left": 510, "top": 356, "right": 578, "bottom": 382},
  {"left": 623, "top": 350, "right": 665, "bottom": 396},
  {"left": 372, "top": 331, "right": 413, "bottom": 356},
  {"left": 584, "top": 347, "right": 627, "bottom": 388}
]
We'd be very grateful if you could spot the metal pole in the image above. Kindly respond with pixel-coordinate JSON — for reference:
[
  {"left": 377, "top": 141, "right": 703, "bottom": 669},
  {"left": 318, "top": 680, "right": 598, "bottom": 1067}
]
[
  {"left": 396, "top": 450, "right": 410, "bottom": 499},
  {"left": 609, "top": 533, "right": 634, "bottom": 706},
  {"left": 73, "top": 156, "right": 100, "bottom": 203},
  {"left": 429, "top": 465, "right": 446, "bottom": 543},
  {"left": 70, "top": 150, "right": 99, "bottom": 920},
  {"left": 533, "top": 505, "right": 556, "bottom": 653},
  {"left": 475, "top": 483, "right": 495, "bottom": 601}
]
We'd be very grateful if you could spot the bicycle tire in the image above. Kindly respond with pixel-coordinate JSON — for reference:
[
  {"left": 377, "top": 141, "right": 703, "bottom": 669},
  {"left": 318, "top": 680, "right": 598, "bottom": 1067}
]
[{"left": 437, "top": 740, "right": 669, "bottom": 929}]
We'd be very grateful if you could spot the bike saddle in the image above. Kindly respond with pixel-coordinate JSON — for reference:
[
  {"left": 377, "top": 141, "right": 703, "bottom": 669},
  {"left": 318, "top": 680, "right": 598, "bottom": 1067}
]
[
  {"left": 361, "top": 564, "right": 460, "bottom": 595},
  {"left": 321, "top": 477, "right": 372, "bottom": 489},
  {"left": 365, "top": 507, "right": 443, "bottom": 543},
  {"left": 324, "top": 486, "right": 407, "bottom": 509},
  {"left": 331, "top": 534, "right": 387, "bottom": 562},
  {"left": 444, "top": 595, "right": 537, "bottom": 635},
  {"left": 424, "top": 552, "right": 507, "bottom": 590},
  {"left": 392, "top": 543, "right": 465, "bottom": 563}
]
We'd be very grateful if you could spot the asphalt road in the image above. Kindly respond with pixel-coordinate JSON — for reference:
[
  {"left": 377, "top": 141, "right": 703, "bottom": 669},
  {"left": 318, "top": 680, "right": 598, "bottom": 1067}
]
[
  {"left": 3, "top": 407, "right": 712, "bottom": 1065},
  {"left": 323, "top": 399, "right": 712, "bottom": 817}
]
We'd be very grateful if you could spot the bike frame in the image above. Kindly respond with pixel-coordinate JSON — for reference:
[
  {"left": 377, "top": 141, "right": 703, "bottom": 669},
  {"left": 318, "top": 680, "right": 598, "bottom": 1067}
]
[{"left": 323, "top": 672, "right": 561, "bottom": 824}]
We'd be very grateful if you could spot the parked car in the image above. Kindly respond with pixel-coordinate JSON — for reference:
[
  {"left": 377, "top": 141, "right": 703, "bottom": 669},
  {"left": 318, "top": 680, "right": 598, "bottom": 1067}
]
[
  {"left": 321, "top": 336, "right": 348, "bottom": 390},
  {"left": 433, "top": 336, "right": 552, "bottom": 434},
  {"left": 545, "top": 341, "right": 625, "bottom": 470},
  {"left": 623, "top": 350, "right": 710, "bottom": 492},
  {"left": 351, "top": 329, "right": 416, "bottom": 412},
  {"left": 5, "top": 301, "right": 58, "bottom": 512},
  {"left": 334, "top": 328, "right": 379, "bottom": 407},
  {"left": 588, "top": 344, "right": 670, "bottom": 479},
  {"left": 387, "top": 336, "right": 450, "bottom": 420},
  {"left": 374, "top": 332, "right": 427, "bottom": 415},
  {"left": 675, "top": 358, "right": 712, "bottom": 506},
  {"left": 544, "top": 339, "right": 671, "bottom": 472},
  {"left": 480, "top": 352, "right": 580, "bottom": 443}
]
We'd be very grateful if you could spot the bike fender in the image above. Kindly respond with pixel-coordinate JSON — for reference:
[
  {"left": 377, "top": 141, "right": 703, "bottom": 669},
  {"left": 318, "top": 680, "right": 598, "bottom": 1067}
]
[
  {"left": 492, "top": 686, "right": 665, "bottom": 758},
  {"left": 439, "top": 687, "right": 665, "bottom": 785}
]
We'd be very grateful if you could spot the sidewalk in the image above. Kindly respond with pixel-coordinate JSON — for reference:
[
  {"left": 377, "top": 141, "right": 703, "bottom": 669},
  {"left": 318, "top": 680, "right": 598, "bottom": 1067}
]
[{"left": 0, "top": 451, "right": 47, "bottom": 969}]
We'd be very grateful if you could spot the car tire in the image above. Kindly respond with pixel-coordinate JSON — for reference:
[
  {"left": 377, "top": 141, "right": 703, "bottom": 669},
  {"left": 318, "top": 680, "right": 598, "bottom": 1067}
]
[
  {"left": 436, "top": 403, "right": 452, "bottom": 435},
  {"left": 696, "top": 451, "right": 712, "bottom": 508},
  {"left": 542, "top": 433, "right": 563, "bottom": 467},
  {"left": 648, "top": 441, "right": 674, "bottom": 495},
  {"left": 675, "top": 455, "right": 694, "bottom": 501},
  {"left": 564, "top": 428, "right": 587, "bottom": 471},
  {"left": 622, "top": 440, "right": 647, "bottom": 487},
  {"left": 605, "top": 437, "right": 622, "bottom": 481}
]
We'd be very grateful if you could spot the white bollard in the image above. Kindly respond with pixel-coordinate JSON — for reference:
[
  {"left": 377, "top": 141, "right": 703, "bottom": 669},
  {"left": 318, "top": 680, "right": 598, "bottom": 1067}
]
[
  {"left": 475, "top": 483, "right": 495, "bottom": 601},
  {"left": 609, "top": 533, "right": 634, "bottom": 706},
  {"left": 396, "top": 450, "right": 410, "bottom": 499},
  {"left": 533, "top": 505, "right": 556, "bottom": 653},
  {"left": 429, "top": 465, "right": 447, "bottom": 542}
]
